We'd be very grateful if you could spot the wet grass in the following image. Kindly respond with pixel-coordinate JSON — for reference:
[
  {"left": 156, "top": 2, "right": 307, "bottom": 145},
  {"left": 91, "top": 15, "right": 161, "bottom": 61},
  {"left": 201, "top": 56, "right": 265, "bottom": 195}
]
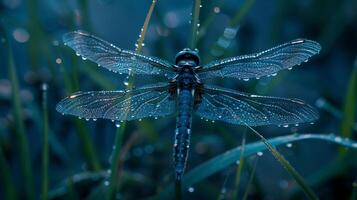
[
  {"left": 108, "top": 1, "right": 157, "bottom": 199},
  {"left": 41, "top": 83, "right": 49, "bottom": 200},
  {"left": 0, "top": 0, "right": 357, "bottom": 199},
  {"left": 2, "top": 23, "right": 35, "bottom": 200}
]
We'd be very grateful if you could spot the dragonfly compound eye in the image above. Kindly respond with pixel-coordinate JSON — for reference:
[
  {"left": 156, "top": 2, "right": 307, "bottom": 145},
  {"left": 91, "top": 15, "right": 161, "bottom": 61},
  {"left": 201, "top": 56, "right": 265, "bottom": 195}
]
[{"left": 175, "top": 48, "right": 200, "bottom": 65}]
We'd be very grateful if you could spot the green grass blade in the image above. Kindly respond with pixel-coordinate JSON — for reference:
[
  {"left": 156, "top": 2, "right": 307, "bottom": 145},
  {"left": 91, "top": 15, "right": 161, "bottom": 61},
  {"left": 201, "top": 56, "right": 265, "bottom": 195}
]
[
  {"left": 74, "top": 120, "right": 101, "bottom": 171},
  {"left": 339, "top": 56, "right": 357, "bottom": 156},
  {"left": 246, "top": 127, "right": 318, "bottom": 200},
  {"left": 1, "top": 23, "right": 35, "bottom": 200},
  {"left": 59, "top": 56, "right": 102, "bottom": 172},
  {"left": 204, "top": 0, "right": 256, "bottom": 61},
  {"left": 242, "top": 158, "right": 258, "bottom": 200},
  {"left": 155, "top": 133, "right": 357, "bottom": 199},
  {"left": 232, "top": 131, "right": 246, "bottom": 200},
  {"left": 41, "top": 83, "right": 49, "bottom": 200},
  {"left": 107, "top": 1, "right": 157, "bottom": 199},
  {"left": 0, "top": 139, "right": 17, "bottom": 200},
  {"left": 189, "top": 0, "right": 201, "bottom": 49}
]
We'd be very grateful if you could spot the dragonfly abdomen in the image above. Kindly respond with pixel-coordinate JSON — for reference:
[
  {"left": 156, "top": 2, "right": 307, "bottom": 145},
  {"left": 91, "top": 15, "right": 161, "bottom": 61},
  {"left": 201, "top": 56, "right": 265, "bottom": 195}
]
[{"left": 174, "top": 88, "right": 194, "bottom": 180}]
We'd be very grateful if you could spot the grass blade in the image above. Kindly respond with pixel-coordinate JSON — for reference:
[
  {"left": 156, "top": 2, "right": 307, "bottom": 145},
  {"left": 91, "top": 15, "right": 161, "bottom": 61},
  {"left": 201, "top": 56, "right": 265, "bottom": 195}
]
[
  {"left": 1, "top": 23, "right": 35, "bottom": 200},
  {"left": 232, "top": 131, "right": 246, "bottom": 200},
  {"left": 246, "top": 126, "right": 318, "bottom": 200},
  {"left": 0, "top": 138, "right": 17, "bottom": 200},
  {"left": 155, "top": 133, "right": 357, "bottom": 199},
  {"left": 339, "top": 56, "right": 357, "bottom": 156},
  {"left": 205, "top": 0, "right": 256, "bottom": 61},
  {"left": 41, "top": 83, "right": 49, "bottom": 200},
  {"left": 107, "top": 1, "right": 157, "bottom": 199},
  {"left": 190, "top": 0, "right": 201, "bottom": 49},
  {"left": 59, "top": 55, "right": 102, "bottom": 172},
  {"left": 242, "top": 158, "right": 258, "bottom": 200}
]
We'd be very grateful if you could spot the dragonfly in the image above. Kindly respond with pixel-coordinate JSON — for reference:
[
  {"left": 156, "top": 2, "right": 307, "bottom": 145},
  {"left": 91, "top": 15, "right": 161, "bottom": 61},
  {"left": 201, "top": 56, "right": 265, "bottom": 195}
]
[{"left": 56, "top": 30, "right": 321, "bottom": 180}]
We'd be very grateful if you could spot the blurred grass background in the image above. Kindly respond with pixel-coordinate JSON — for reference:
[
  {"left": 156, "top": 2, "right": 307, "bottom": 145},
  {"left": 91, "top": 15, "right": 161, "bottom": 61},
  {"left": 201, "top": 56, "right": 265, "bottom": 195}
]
[{"left": 0, "top": 0, "right": 356, "bottom": 199}]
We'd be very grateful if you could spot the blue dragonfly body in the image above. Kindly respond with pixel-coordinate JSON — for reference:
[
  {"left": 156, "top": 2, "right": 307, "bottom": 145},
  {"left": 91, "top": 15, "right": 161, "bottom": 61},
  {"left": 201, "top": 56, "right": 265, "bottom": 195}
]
[{"left": 56, "top": 31, "right": 321, "bottom": 180}]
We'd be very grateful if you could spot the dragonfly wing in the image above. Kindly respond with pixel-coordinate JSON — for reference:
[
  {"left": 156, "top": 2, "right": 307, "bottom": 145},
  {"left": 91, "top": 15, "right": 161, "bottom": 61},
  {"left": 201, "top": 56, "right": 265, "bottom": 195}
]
[
  {"left": 63, "top": 31, "right": 175, "bottom": 79},
  {"left": 199, "top": 39, "right": 321, "bottom": 80},
  {"left": 56, "top": 83, "right": 176, "bottom": 121},
  {"left": 195, "top": 85, "right": 318, "bottom": 126}
]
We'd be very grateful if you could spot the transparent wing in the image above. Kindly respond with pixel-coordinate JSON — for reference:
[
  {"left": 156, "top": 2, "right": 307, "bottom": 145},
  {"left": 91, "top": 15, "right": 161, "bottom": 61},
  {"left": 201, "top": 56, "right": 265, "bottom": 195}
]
[
  {"left": 198, "top": 39, "right": 321, "bottom": 80},
  {"left": 195, "top": 85, "right": 318, "bottom": 126},
  {"left": 63, "top": 31, "right": 175, "bottom": 79},
  {"left": 56, "top": 83, "right": 176, "bottom": 121}
]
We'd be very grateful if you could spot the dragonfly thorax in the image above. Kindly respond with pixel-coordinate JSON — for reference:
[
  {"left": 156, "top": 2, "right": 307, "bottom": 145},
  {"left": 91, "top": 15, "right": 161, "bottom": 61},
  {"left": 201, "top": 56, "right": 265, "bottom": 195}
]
[{"left": 175, "top": 48, "right": 200, "bottom": 66}]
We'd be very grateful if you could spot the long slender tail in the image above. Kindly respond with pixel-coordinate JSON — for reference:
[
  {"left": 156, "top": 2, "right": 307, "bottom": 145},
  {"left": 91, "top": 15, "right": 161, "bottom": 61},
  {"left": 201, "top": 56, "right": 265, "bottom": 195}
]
[{"left": 173, "top": 89, "right": 194, "bottom": 180}]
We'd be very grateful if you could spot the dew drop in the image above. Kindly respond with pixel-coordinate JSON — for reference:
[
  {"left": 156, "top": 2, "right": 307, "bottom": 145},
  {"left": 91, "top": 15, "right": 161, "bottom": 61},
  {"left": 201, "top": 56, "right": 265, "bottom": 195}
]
[
  {"left": 12, "top": 28, "right": 30, "bottom": 43},
  {"left": 283, "top": 124, "right": 289, "bottom": 128},
  {"left": 41, "top": 83, "right": 48, "bottom": 91},
  {"left": 85, "top": 118, "right": 90, "bottom": 121},
  {"left": 286, "top": 143, "right": 293, "bottom": 148},
  {"left": 104, "top": 181, "right": 109, "bottom": 186},
  {"left": 115, "top": 122, "right": 121, "bottom": 128},
  {"left": 123, "top": 80, "right": 129, "bottom": 86},
  {"left": 81, "top": 57, "right": 87, "bottom": 60},
  {"left": 188, "top": 187, "right": 195, "bottom": 193},
  {"left": 56, "top": 58, "right": 62, "bottom": 64},
  {"left": 235, "top": 160, "right": 240, "bottom": 165},
  {"left": 288, "top": 67, "right": 293, "bottom": 70},
  {"left": 334, "top": 136, "right": 342, "bottom": 142},
  {"left": 257, "top": 151, "right": 263, "bottom": 156},
  {"left": 93, "top": 118, "right": 97, "bottom": 121},
  {"left": 75, "top": 52, "right": 81, "bottom": 56},
  {"left": 154, "top": 116, "right": 158, "bottom": 120},
  {"left": 271, "top": 73, "right": 278, "bottom": 77},
  {"left": 243, "top": 78, "right": 249, "bottom": 81}
]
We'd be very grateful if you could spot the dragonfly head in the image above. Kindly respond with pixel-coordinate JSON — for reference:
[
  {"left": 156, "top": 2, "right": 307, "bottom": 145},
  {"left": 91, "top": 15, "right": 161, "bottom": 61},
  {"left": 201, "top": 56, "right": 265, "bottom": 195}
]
[{"left": 175, "top": 48, "right": 200, "bottom": 67}]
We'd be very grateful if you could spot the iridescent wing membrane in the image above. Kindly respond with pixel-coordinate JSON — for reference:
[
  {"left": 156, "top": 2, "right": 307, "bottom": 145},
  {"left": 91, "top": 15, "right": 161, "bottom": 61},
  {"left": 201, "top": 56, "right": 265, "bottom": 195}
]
[
  {"left": 195, "top": 39, "right": 321, "bottom": 126},
  {"left": 59, "top": 31, "right": 320, "bottom": 125},
  {"left": 56, "top": 83, "right": 176, "bottom": 121},
  {"left": 195, "top": 85, "right": 318, "bottom": 126},
  {"left": 198, "top": 39, "right": 321, "bottom": 80},
  {"left": 63, "top": 31, "right": 175, "bottom": 79}
]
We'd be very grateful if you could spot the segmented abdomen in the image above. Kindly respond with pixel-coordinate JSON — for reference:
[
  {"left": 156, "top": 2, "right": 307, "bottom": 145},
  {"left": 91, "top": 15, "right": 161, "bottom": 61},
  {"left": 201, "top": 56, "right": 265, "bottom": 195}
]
[{"left": 173, "top": 89, "right": 194, "bottom": 180}]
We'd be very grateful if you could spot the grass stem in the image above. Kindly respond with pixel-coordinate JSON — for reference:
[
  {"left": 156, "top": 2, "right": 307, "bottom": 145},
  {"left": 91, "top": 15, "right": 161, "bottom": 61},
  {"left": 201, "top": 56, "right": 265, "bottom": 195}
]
[
  {"left": 190, "top": 0, "right": 201, "bottom": 49},
  {"left": 41, "top": 83, "right": 49, "bottom": 200},
  {"left": 107, "top": 1, "right": 157, "bottom": 199},
  {"left": 2, "top": 23, "right": 35, "bottom": 200},
  {"left": 245, "top": 126, "right": 319, "bottom": 200},
  {"left": 232, "top": 131, "right": 246, "bottom": 199}
]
